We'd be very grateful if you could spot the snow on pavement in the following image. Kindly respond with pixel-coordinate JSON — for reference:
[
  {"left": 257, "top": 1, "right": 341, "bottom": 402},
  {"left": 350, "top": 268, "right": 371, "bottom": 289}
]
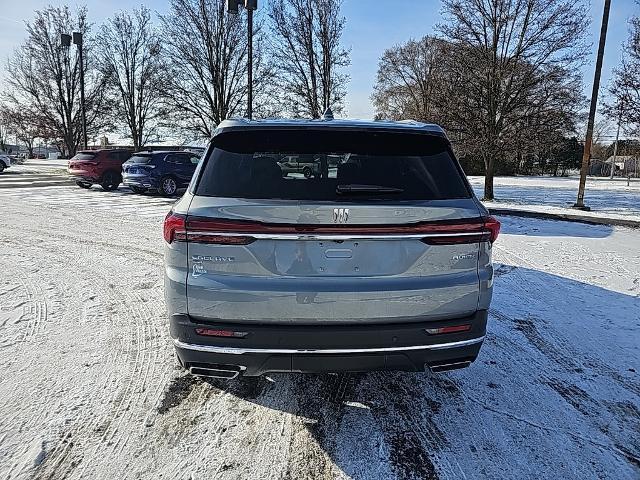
[
  {"left": 469, "top": 175, "right": 640, "bottom": 222},
  {"left": 3, "top": 159, "right": 69, "bottom": 174},
  {"left": 0, "top": 185, "right": 638, "bottom": 479}
]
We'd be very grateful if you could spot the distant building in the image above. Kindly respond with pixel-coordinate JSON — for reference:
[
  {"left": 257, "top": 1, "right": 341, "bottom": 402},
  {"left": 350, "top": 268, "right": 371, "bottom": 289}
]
[{"left": 605, "top": 155, "right": 639, "bottom": 177}]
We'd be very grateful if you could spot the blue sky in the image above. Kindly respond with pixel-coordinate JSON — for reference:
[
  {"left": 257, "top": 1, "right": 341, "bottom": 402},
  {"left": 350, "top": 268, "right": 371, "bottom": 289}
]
[{"left": 0, "top": 0, "right": 638, "bottom": 124}]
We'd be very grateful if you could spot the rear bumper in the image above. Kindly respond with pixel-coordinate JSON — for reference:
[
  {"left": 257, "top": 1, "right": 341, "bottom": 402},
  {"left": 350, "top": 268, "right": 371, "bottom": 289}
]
[
  {"left": 123, "top": 174, "right": 158, "bottom": 189},
  {"left": 68, "top": 169, "right": 99, "bottom": 182},
  {"left": 170, "top": 311, "right": 487, "bottom": 376}
]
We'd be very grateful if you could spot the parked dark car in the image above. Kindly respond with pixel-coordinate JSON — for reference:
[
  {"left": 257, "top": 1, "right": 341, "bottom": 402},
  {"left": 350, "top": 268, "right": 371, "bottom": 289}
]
[
  {"left": 68, "top": 149, "right": 133, "bottom": 190},
  {"left": 122, "top": 151, "right": 201, "bottom": 196}
]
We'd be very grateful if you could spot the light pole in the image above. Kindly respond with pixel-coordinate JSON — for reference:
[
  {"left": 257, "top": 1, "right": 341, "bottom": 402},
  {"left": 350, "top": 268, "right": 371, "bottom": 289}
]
[
  {"left": 61, "top": 32, "right": 87, "bottom": 150},
  {"left": 227, "top": 0, "right": 257, "bottom": 120},
  {"left": 574, "top": 0, "right": 611, "bottom": 210}
]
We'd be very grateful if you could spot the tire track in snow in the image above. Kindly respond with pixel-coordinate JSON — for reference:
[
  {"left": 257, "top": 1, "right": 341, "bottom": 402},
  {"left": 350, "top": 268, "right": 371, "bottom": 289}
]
[
  {"left": 493, "top": 247, "right": 640, "bottom": 398},
  {"left": 491, "top": 245, "right": 640, "bottom": 471},
  {"left": 0, "top": 212, "right": 169, "bottom": 480}
]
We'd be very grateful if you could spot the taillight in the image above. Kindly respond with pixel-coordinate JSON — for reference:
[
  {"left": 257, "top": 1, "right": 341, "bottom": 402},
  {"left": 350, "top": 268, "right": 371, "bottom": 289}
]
[
  {"left": 163, "top": 211, "right": 186, "bottom": 243},
  {"left": 186, "top": 218, "right": 256, "bottom": 245},
  {"left": 166, "top": 216, "right": 501, "bottom": 245},
  {"left": 421, "top": 216, "right": 500, "bottom": 245},
  {"left": 484, "top": 216, "right": 501, "bottom": 243}
]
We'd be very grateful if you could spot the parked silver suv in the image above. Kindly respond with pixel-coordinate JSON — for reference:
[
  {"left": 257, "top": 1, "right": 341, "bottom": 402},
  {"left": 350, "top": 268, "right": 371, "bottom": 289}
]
[{"left": 164, "top": 119, "right": 499, "bottom": 378}]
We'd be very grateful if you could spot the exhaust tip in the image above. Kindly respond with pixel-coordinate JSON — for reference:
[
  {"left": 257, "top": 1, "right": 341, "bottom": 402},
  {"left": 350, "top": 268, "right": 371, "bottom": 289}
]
[
  {"left": 429, "top": 360, "right": 472, "bottom": 373},
  {"left": 188, "top": 363, "right": 244, "bottom": 379}
]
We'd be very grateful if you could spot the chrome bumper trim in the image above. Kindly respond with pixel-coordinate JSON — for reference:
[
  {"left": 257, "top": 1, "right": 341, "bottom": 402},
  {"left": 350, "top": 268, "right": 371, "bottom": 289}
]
[{"left": 173, "top": 336, "right": 485, "bottom": 355}]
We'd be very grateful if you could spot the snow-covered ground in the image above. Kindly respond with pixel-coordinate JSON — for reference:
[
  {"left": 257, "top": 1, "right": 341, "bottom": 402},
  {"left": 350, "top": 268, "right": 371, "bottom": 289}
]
[
  {"left": 4, "top": 159, "right": 69, "bottom": 174},
  {"left": 469, "top": 176, "right": 640, "bottom": 222},
  {"left": 0, "top": 179, "right": 639, "bottom": 479}
]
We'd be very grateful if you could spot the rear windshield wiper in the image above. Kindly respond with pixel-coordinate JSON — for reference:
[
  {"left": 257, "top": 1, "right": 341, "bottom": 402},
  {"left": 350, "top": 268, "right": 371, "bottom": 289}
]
[{"left": 336, "top": 184, "right": 404, "bottom": 195}]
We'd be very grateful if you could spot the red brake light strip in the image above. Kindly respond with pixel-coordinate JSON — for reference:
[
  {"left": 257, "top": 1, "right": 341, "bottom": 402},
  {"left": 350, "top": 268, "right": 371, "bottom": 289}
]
[{"left": 164, "top": 213, "right": 500, "bottom": 245}]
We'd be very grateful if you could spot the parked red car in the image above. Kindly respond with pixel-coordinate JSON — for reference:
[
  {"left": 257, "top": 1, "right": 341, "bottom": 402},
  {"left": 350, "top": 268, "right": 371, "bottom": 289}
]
[{"left": 68, "top": 149, "right": 132, "bottom": 190}]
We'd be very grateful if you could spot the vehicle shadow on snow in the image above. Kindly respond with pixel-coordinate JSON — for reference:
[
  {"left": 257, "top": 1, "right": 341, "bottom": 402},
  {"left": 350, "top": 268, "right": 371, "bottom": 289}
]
[{"left": 183, "top": 265, "right": 639, "bottom": 479}]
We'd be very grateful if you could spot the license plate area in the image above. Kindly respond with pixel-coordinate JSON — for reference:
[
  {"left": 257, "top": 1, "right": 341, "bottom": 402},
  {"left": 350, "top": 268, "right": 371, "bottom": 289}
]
[{"left": 271, "top": 239, "right": 412, "bottom": 276}]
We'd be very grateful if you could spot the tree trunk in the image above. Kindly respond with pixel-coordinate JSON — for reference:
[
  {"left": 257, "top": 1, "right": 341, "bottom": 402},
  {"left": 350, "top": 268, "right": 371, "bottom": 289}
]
[{"left": 483, "top": 156, "right": 495, "bottom": 200}]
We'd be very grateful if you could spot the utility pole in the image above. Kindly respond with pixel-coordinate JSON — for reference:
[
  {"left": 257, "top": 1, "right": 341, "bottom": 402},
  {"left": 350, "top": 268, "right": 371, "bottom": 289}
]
[
  {"left": 610, "top": 99, "right": 623, "bottom": 179},
  {"left": 574, "top": 0, "right": 611, "bottom": 210},
  {"left": 227, "top": 0, "right": 257, "bottom": 120}
]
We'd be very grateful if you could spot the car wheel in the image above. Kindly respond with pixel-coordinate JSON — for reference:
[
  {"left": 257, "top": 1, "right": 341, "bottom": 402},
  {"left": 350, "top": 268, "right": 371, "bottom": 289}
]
[
  {"left": 130, "top": 186, "right": 146, "bottom": 194},
  {"left": 100, "top": 171, "right": 120, "bottom": 191},
  {"left": 160, "top": 176, "right": 178, "bottom": 197},
  {"left": 303, "top": 167, "right": 312, "bottom": 178},
  {"left": 0, "top": 162, "right": 5, "bottom": 173},
  {"left": 76, "top": 180, "right": 92, "bottom": 189}
]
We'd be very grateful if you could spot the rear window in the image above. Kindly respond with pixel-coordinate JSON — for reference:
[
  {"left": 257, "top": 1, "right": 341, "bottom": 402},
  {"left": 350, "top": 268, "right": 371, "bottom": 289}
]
[
  {"left": 126, "top": 154, "right": 153, "bottom": 165},
  {"left": 73, "top": 152, "right": 97, "bottom": 161},
  {"left": 195, "top": 130, "right": 470, "bottom": 201}
]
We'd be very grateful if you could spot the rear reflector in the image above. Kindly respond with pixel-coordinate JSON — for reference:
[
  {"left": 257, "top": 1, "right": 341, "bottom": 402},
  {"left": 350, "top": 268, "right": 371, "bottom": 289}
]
[
  {"left": 195, "top": 328, "right": 248, "bottom": 338},
  {"left": 164, "top": 215, "right": 501, "bottom": 245},
  {"left": 425, "top": 324, "right": 472, "bottom": 335}
]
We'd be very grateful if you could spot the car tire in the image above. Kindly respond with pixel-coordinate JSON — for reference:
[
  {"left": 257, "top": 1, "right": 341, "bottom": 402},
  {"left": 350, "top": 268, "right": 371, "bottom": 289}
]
[
  {"left": 0, "top": 162, "right": 5, "bottom": 173},
  {"left": 303, "top": 166, "right": 312, "bottom": 178},
  {"left": 100, "top": 171, "right": 121, "bottom": 191},
  {"left": 130, "top": 186, "right": 146, "bottom": 194},
  {"left": 76, "top": 180, "right": 92, "bottom": 189},
  {"left": 160, "top": 176, "right": 178, "bottom": 197}
]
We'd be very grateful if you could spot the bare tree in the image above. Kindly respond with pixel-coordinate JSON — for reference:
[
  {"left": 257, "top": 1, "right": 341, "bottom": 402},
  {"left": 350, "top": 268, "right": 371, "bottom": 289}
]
[
  {"left": 438, "top": 0, "right": 589, "bottom": 199},
  {"left": 268, "top": 0, "right": 350, "bottom": 118},
  {"left": 372, "top": 37, "right": 450, "bottom": 122},
  {"left": 0, "top": 104, "right": 41, "bottom": 157},
  {"left": 372, "top": 35, "right": 583, "bottom": 178},
  {"left": 98, "top": 7, "right": 165, "bottom": 150},
  {"left": 605, "top": 2, "right": 640, "bottom": 137},
  {"left": 2, "top": 6, "right": 109, "bottom": 157},
  {"left": 0, "top": 118, "right": 7, "bottom": 152},
  {"left": 160, "top": 0, "right": 273, "bottom": 138}
]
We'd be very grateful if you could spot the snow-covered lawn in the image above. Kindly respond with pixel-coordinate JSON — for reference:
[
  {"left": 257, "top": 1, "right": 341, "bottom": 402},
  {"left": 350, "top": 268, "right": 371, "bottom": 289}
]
[
  {"left": 3, "top": 159, "right": 69, "bottom": 175},
  {"left": 469, "top": 176, "right": 640, "bottom": 222},
  {"left": 0, "top": 185, "right": 638, "bottom": 479}
]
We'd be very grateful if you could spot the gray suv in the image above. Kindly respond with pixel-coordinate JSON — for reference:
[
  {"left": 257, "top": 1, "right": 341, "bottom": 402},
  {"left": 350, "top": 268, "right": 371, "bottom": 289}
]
[{"left": 164, "top": 119, "right": 499, "bottom": 378}]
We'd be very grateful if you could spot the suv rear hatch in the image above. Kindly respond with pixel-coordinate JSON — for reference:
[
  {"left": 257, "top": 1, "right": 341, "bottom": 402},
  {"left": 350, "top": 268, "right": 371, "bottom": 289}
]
[
  {"left": 178, "top": 128, "right": 493, "bottom": 325},
  {"left": 69, "top": 151, "right": 99, "bottom": 174}
]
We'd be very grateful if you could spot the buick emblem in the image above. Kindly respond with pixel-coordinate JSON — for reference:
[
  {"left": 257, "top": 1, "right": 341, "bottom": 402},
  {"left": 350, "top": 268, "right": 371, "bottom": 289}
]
[{"left": 333, "top": 208, "right": 349, "bottom": 223}]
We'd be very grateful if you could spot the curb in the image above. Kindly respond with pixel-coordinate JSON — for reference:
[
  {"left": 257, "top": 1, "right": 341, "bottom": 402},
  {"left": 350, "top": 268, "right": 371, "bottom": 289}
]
[{"left": 487, "top": 207, "right": 640, "bottom": 229}]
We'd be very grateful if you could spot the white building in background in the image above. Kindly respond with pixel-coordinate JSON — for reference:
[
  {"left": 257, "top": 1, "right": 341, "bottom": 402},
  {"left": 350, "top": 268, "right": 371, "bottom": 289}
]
[{"left": 606, "top": 155, "right": 640, "bottom": 177}]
